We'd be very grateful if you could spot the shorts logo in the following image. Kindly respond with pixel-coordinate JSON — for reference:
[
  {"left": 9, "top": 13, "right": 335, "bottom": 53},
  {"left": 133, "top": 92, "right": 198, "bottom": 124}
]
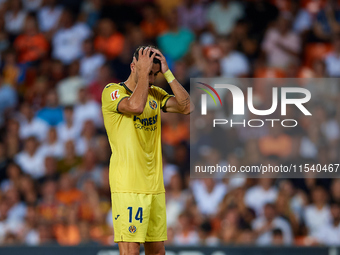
[
  {"left": 111, "top": 90, "right": 120, "bottom": 101},
  {"left": 128, "top": 225, "right": 137, "bottom": 233},
  {"left": 149, "top": 100, "right": 157, "bottom": 110}
]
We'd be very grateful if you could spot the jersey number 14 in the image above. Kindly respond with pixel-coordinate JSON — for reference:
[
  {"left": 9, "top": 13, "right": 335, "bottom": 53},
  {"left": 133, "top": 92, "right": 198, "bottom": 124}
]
[{"left": 127, "top": 207, "right": 143, "bottom": 223}]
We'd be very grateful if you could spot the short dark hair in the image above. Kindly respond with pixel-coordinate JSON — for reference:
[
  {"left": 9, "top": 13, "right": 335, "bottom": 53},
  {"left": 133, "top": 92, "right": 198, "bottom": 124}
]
[
  {"left": 272, "top": 228, "right": 283, "bottom": 236},
  {"left": 133, "top": 45, "right": 161, "bottom": 66}
]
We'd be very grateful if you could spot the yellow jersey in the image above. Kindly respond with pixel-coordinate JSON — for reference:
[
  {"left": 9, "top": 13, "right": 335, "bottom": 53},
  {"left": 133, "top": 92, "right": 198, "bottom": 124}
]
[{"left": 101, "top": 82, "right": 173, "bottom": 194}]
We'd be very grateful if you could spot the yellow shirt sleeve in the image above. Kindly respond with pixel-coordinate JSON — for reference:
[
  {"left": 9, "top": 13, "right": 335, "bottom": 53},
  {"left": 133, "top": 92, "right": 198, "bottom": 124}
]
[
  {"left": 152, "top": 86, "right": 174, "bottom": 112},
  {"left": 102, "top": 83, "right": 130, "bottom": 113}
]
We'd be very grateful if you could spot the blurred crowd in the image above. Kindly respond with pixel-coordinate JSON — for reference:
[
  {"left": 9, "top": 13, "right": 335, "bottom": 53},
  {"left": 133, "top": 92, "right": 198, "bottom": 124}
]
[{"left": 0, "top": 0, "right": 340, "bottom": 247}]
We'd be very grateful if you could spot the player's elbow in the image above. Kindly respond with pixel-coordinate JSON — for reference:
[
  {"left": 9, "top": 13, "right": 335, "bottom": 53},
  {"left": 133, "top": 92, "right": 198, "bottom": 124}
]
[
  {"left": 130, "top": 105, "right": 144, "bottom": 115},
  {"left": 126, "top": 101, "right": 144, "bottom": 115},
  {"left": 183, "top": 104, "right": 194, "bottom": 115}
]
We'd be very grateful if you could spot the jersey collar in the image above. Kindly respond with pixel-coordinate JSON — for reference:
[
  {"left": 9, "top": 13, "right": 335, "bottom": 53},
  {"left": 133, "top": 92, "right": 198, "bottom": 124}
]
[{"left": 120, "top": 82, "right": 133, "bottom": 94}]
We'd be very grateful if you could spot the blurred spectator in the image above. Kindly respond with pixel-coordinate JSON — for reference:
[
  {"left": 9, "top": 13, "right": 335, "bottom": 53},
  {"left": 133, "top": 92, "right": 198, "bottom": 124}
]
[
  {"left": 279, "top": 180, "right": 306, "bottom": 223},
  {"left": 236, "top": 228, "right": 256, "bottom": 245},
  {"left": 39, "top": 128, "right": 64, "bottom": 158},
  {"left": 110, "top": 43, "right": 134, "bottom": 81},
  {"left": 4, "top": 119, "right": 21, "bottom": 159},
  {"left": 262, "top": 14, "right": 301, "bottom": 69},
  {"left": 15, "top": 136, "right": 45, "bottom": 179},
  {"left": 245, "top": 0, "right": 279, "bottom": 39},
  {"left": 0, "top": 29, "right": 10, "bottom": 57},
  {"left": 314, "top": 0, "right": 340, "bottom": 41},
  {"left": 37, "top": 180, "right": 59, "bottom": 222},
  {"left": 56, "top": 61, "right": 85, "bottom": 106},
  {"left": 25, "top": 77, "right": 50, "bottom": 110},
  {"left": 79, "top": 38, "right": 105, "bottom": 85},
  {"left": 0, "top": 78, "right": 17, "bottom": 127},
  {"left": 1, "top": 49, "right": 22, "bottom": 87},
  {"left": 100, "top": 0, "right": 141, "bottom": 31},
  {"left": 37, "top": 0, "right": 63, "bottom": 32},
  {"left": 325, "top": 33, "right": 340, "bottom": 76},
  {"left": 14, "top": 15, "right": 49, "bottom": 64},
  {"left": 192, "top": 179, "right": 227, "bottom": 216},
  {"left": 198, "top": 220, "right": 219, "bottom": 246},
  {"left": 162, "top": 114, "right": 189, "bottom": 146},
  {"left": 258, "top": 126, "right": 293, "bottom": 158},
  {"left": 73, "top": 89, "right": 102, "bottom": 130},
  {"left": 314, "top": 202, "right": 340, "bottom": 245},
  {"left": 75, "top": 120, "right": 97, "bottom": 156},
  {"left": 22, "top": 0, "right": 42, "bottom": 12},
  {"left": 163, "top": 156, "right": 179, "bottom": 187},
  {"left": 174, "top": 211, "right": 199, "bottom": 245},
  {"left": 0, "top": 163, "right": 22, "bottom": 192},
  {"left": 94, "top": 19, "right": 124, "bottom": 60},
  {"left": 155, "top": 0, "right": 182, "bottom": 16},
  {"left": 5, "top": 0, "right": 27, "bottom": 36},
  {"left": 220, "top": 206, "right": 243, "bottom": 244},
  {"left": 140, "top": 4, "right": 168, "bottom": 41},
  {"left": 71, "top": 149, "right": 102, "bottom": 189},
  {"left": 293, "top": 6, "right": 313, "bottom": 34},
  {"left": 39, "top": 156, "right": 59, "bottom": 183},
  {"left": 331, "top": 179, "right": 340, "bottom": 203},
  {"left": 52, "top": 9, "right": 91, "bottom": 64},
  {"left": 271, "top": 228, "right": 284, "bottom": 246},
  {"left": 157, "top": 9, "right": 195, "bottom": 62},
  {"left": 245, "top": 179, "right": 278, "bottom": 216},
  {"left": 56, "top": 106, "right": 81, "bottom": 143},
  {"left": 218, "top": 35, "right": 250, "bottom": 77},
  {"left": 0, "top": 143, "right": 9, "bottom": 183},
  {"left": 55, "top": 173, "right": 82, "bottom": 205},
  {"left": 177, "top": 0, "right": 206, "bottom": 34},
  {"left": 88, "top": 63, "right": 115, "bottom": 103},
  {"left": 166, "top": 173, "right": 188, "bottom": 228},
  {"left": 78, "top": 221, "right": 100, "bottom": 245},
  {"left": 206, "top": 0, "right": 244, "bottom": 36},
  {"left": 22, "top": 205, "right": 39, "bottom": 245},
  {"left": 299, "top": 125, "right": 320, "bottom": 159},
  {"left": 252, "top": 203, "right": 293, "bottom": 245},
  {"left": 36, "top": 89, "right": 63, "bottom": 126},
  {"left": 5, "top": 187, "right": 27, "bottom": 222},
  {"left": 54, "top": 205, "right": 81, "bottom": 245},
  {"left": 36, "top": 222, "right": 57, "bottom": 245},
  {"left": 303, "top": 186, "right": 331, "bottom": 236},
  {"left": 57, "top": 140, "right": 82, "bottom": 173},
  {"left": 80, "top": 0, "right": 101, "bottom": 28},
  {"left": 18, "top": 102, "right": 49, "bottom": 142}
]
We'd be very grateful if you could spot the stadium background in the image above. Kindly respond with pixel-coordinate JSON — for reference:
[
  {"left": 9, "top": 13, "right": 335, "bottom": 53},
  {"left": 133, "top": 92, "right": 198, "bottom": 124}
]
[{"left": 0, "top": 0, "right": 340, "bottom": 249}]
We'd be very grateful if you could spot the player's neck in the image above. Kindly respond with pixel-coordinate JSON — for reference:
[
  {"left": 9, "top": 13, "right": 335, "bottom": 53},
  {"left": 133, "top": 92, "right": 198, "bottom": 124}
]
[{"left": 124, "top": 75, "right": 136, "bottom": 92}]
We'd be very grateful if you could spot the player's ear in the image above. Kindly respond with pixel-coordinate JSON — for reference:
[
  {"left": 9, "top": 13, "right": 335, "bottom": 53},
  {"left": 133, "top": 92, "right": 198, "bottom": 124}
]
[{"left": 131, "top": 57, "right": 137, "bottom": 73}]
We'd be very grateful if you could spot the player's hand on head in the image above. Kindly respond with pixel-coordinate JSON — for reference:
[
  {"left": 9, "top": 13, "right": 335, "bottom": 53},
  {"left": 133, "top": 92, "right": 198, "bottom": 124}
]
[
  {"left": 151, "top": 48, "right": 169, "bottom": 74},
  {"left": 134, "top": 47, "right": 157, "bottom": 75}
]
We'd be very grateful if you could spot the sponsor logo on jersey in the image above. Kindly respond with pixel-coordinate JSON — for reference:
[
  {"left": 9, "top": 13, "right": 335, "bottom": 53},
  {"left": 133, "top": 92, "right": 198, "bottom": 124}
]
[
  {"left": 134, "top": 115, "right": 158, "bottom": 126},
  {"left": 128, "top": 225, "right": 137, "bottom": 233},
  {"left": 110, "top": 90, "right": 120, "bottom": 101},
  {"left": 149, "top": 100, "right": 157, "bottom": 110}
]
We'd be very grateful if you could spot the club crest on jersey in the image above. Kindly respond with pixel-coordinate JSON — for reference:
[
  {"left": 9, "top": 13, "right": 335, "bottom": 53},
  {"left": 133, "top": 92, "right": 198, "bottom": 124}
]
[
  {"left": 111, "top": 90, "right": 120, "bottom": 101},
  {"left": 128, "top": 225, "right": 137, "bottom": 233},
  {"left": 149, "top": 100, "right": 157, "bottom": 110}
]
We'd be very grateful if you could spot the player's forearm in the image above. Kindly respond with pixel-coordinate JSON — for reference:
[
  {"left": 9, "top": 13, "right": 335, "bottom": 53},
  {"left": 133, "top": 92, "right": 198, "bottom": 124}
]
[
  {"left": 169, "top": 79, "right": 194, "bottom": 114},
  {"left": 127, "top": 75, "right": 149, "bottom": 114}
]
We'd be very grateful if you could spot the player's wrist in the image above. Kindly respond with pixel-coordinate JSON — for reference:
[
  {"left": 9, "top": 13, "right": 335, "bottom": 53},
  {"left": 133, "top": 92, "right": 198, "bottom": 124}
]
[
  {"left": 164, "top": 69, "right": 175, "bottom": 83},
  {"left": 138, "top": 73, "right": 149, "bottom": 82}
]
